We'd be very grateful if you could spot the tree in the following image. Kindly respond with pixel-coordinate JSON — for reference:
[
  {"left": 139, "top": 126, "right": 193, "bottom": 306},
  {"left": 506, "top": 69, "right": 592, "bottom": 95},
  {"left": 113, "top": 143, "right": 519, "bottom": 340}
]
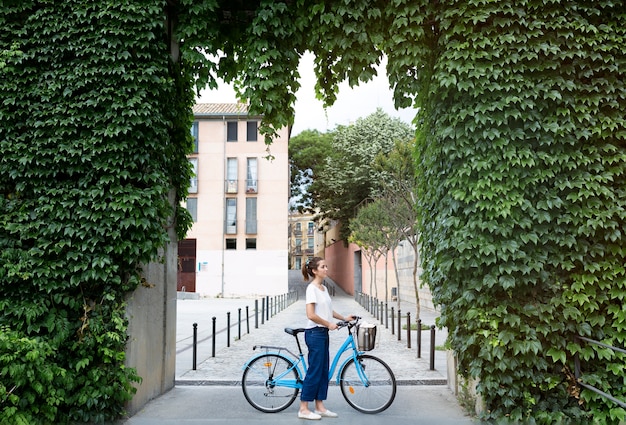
[
  {"left": 348, "top": 200, "right": 388, "bottom": 299},
  {"left": 350, "top": 198, "right": 404, "bottom": 306},
  {"left": 288, "top": 129, "right": 332, "bottom": 211},
  {"left": 310, "top": 109, "right": 414, "bottom": 242},
  {"left": 374, "top": 138, "right": 421, "bottom": 317}
]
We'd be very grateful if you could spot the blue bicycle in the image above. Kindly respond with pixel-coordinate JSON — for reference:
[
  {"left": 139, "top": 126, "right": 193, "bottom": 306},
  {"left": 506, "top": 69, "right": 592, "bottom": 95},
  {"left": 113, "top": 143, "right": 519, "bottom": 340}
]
[{"left": 241, "top": 316, "right": 396, "bottom": 414}]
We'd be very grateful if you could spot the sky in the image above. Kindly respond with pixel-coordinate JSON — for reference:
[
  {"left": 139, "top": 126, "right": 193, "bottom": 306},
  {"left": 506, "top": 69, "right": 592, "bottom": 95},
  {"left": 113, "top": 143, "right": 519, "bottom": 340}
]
[{"left": 197, "top": 52, "right": 416, "bottom": 136}]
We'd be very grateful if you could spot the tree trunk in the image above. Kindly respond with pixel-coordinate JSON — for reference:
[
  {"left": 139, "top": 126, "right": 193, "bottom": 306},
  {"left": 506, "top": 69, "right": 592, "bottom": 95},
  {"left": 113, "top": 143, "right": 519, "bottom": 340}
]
[
  {"left": 412, "top": 244, "right": 420, "bottom": 321},
  {"left": 391, "top": 244, "right": 401, "bottom": 311}
]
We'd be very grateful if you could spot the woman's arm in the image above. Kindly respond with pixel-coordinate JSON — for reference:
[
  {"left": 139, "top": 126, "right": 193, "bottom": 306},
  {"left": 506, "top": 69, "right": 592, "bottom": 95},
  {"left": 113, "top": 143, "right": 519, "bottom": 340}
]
[
  {"left": 306, "top": 303, "right": 338, "bottom": 330},
  {"left": 333, "top": 311, "right": 355, "bottom": 322}
]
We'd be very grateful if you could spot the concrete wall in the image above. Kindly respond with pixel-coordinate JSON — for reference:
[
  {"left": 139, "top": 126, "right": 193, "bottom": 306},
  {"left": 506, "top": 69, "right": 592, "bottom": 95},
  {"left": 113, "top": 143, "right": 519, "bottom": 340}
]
[{"left": 124, "top": 194, "right": 178, "bottom": 415}]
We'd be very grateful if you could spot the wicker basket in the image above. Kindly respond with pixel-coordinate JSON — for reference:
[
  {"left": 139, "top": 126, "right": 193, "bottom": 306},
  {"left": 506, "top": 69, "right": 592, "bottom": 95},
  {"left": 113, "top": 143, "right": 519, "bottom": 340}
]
[{"left": 357, "top": 324, "right": 377, "bottom": 351}]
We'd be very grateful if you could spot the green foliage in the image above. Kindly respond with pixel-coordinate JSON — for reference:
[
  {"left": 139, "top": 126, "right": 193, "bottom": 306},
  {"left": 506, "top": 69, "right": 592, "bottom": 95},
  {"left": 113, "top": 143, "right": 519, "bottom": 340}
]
[
  {"left": 372, "top": 138, "right": 423, "bottom": 314},
  {"left": 288, "top": 129, "right": 333, "bottom": 211},
  {"left": 311, "top": 109, "right": 414, "bottom": 241},
  {"left": 412, "top": 1, "right": 626, "bottom": 423},
  {"left": 2, "top": 1, "right": 624, "bottom": 423},
  {"left": 0, "top": 327, "right": 66, "bottom": 424},
  {"left": 177, "top": 0, "right": 392, "bottom": 144},
  {"left": 0, "top": 0, "right": 193, "bottom": 422}
]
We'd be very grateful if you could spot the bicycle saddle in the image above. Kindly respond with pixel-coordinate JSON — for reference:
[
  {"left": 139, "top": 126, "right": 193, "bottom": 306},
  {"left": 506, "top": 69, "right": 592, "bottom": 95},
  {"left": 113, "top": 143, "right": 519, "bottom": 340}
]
[{"left": 284, "top": 327, "right": 305, "bottom": 336}]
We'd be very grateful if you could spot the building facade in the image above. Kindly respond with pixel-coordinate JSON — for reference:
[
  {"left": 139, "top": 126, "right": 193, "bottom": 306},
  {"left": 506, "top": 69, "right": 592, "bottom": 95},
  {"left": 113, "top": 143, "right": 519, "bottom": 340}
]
[
  {"left": 288, "top": 211, "right": 325, "bottom": 270},
  {"left": 179, "top": 103, "right": 289, "bottom": 297}
]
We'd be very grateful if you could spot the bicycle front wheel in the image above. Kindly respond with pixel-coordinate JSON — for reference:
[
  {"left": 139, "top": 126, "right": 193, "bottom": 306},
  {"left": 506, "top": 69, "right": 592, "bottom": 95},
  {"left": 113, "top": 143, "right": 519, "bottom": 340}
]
[
  {"left": 241, "top": 353, "right": 300, "bottom": 413},
  {"left": 339, "top": 354, "right": 397, "bottom": 414}
]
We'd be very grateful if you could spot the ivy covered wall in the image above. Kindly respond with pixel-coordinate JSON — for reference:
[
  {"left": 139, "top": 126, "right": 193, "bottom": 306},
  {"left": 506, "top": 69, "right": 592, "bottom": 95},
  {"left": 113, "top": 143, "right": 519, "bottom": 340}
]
[
  {"left": 410, "top": 1, "right": 626, "bottom": 423},
  {"left": 0, "top": 1, "right": 193, "bottom": 422}
]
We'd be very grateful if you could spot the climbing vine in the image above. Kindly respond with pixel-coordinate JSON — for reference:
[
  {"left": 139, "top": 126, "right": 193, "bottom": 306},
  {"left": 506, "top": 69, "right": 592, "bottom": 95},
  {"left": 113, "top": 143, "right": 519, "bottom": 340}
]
[
  {"left": 0, "top": 1, "right": 193, "bottom": 422},
  {"left": 1, "top": 0, "right": 624, "bottom": 423},
  {"left": 412, "top": 1, "right": 626, "bottom": 423}
]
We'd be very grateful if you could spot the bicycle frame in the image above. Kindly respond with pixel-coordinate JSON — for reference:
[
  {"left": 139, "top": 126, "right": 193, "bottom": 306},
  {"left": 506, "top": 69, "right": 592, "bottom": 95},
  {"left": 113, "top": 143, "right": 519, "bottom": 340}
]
[{"left": 243, "top": 325, "right": 367, "bottom": 389}]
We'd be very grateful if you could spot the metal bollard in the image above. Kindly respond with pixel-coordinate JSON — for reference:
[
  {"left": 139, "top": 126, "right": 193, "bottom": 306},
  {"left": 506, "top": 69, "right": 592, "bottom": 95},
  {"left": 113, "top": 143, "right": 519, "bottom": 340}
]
[
  {"left": 246, "top": 306, "right": 250, "bottom": 334},
  {"left": 266, "top": 296, "right": 270, "bottom": 321},
  {"left": 192, "top": 323, "right": 198, "bottom": 370},
  {"left": 227, "top": 312, "right": 231, "bottom": 347},
  {"left": 380, "top": 301, "right": 383, "bottom": 323},
  {"left": 407, "top": 312, "right": 411, "bottom": 349},
  {"left": 212, "top": 317, "right": 216, "bottom": 357},
  {"left": 397, "top": 309, "right": 402, "bottom": 341},
  {"left": 385, "top": 303, "right": 388, "bottom": 329},
  {"left": 255, "top": 299, "right": 259, "bottom": 329},
  {"left": 430, "top": 325, "right": 436, "bottom": 370},
  {"left": 238, "top": 308, "right": 242, "bottom": 340},
  {"left": 261, "top": 298, "right": 265, "bottom": 325},
  {"left": 417, "top": 319, "right": 422, "bottom": 358},
  {"left": 391, "top": 307, "right": 395, "bottom": 335}
]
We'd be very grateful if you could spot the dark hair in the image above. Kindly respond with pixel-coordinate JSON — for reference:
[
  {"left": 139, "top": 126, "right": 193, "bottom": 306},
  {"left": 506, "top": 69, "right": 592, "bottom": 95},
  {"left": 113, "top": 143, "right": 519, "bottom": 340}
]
[{"left": 302, "top": 256, "right": 323, "bottom": 281}]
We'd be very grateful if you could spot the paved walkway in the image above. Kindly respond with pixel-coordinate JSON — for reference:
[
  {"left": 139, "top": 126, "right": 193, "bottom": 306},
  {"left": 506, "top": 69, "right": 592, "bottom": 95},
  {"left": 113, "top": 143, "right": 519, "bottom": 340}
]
[
  {"left": 123, "top": 291, "right": 480, "bottom": 423},
  {"left": 176, "top": 293, "right": 448, "bottom": 386}
]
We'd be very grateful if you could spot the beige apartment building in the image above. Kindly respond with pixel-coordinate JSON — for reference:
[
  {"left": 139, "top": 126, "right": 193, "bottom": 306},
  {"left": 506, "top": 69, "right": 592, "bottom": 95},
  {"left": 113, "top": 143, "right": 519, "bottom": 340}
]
[{"left": 178, "top": 103, "right": 289, "bottom": 297}]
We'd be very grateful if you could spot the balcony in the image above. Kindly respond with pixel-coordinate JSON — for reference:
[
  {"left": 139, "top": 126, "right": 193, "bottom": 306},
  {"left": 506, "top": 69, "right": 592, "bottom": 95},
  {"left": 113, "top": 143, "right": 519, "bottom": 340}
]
[
  {"left": 246, "top": 179, "right": 258, "bottom": 193},
  {"left": 225, "top": 179, "right": 238, "bottom": 194}
]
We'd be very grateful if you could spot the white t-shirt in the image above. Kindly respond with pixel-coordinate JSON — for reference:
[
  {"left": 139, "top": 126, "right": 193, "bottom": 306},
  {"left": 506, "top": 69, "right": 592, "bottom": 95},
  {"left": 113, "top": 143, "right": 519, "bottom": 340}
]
[{"left": 305, "top": 283, "right": 333, "bottom": 329}]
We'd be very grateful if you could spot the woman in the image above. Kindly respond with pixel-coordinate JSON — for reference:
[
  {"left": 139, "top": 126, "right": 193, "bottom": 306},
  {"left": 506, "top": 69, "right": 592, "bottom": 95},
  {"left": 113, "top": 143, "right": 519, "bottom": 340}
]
[{"left": 299, "top": 257, "right": 354, "bottom": 420}]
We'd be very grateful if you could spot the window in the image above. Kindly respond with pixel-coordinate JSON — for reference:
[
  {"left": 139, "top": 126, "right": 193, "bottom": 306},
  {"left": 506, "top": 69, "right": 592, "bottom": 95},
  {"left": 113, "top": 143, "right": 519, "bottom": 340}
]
[
  {"left": 186, "top": 198, "right": 197, "bottom": 222},
  {"left": 189, "top": 158, "right": 198, "bottom": 194},
  {"left": 246, "top": 158, "right": 258, "bottom": 193},
  {"left": 295, "top": 257, "right": 302, "bottom": 270},
  {"left": 226, "top": 238, "right": 237, "bottom": 250},
  {"left": 307, "top": 222, "right": 314, "bottom": 235},
  {"left": 227, "top": 121, "right": 238, "bottom": 141},
  {"left": 246, "top": 197, "right": 257, "bottom": 234},
  {"left": 226, "top": 158, "right": 238, "bottom": 193},
  {"left": 190, "top": 122, "right": 199, "bottom": 153},
  {"left": 307, "top": 238, "right": 314, "bottom": 249},
  {"left": 295, "top": 238, "right": 302, "bottom": 254},
  {"left": 225, "top": 198, "right": 236, "bottom": 234},
  {"left": 246, "top": 238, "right": 256, "bottom": 249},
  {"left": 247, "top": 121, "right": 258, "bottom": 141}
]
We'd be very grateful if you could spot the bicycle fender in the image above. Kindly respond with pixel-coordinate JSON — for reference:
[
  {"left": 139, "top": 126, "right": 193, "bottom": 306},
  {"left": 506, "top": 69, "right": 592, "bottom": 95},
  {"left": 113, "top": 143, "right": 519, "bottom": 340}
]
[
  {"left": 335, "top": 355, "right": 359, "bottom": 385},
  {"left": 242, "top": 352, "right": 305, "bottom": 379}
]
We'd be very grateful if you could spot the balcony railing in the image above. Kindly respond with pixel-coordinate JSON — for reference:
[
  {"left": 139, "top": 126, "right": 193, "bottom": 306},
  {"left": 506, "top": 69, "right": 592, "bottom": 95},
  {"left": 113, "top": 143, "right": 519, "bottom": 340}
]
[
  {"left": 246, "top": 179, "right": 258, "bottom": 193},
  {"left": 225, "top": 179, "right": 238, "bottom": 194}
]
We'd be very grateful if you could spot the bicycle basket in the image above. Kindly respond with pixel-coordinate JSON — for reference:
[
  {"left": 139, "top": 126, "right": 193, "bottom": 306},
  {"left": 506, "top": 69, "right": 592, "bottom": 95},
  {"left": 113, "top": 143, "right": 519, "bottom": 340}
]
[{"left": 356, "top": 323, "right": 377, "bottom": 351}]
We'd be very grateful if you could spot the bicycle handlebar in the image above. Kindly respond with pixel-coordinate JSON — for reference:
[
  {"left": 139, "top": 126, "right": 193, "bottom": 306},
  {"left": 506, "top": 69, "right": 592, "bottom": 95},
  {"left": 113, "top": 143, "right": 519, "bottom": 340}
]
[{"left": 336, "top": 315, "right": 361, "bottom": 328}]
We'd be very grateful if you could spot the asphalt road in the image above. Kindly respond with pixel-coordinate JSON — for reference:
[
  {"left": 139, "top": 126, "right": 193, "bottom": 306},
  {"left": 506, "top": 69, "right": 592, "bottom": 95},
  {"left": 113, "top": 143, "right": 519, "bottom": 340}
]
[{"left": 124, "top": 385, "right": 476, "bottom": 424}]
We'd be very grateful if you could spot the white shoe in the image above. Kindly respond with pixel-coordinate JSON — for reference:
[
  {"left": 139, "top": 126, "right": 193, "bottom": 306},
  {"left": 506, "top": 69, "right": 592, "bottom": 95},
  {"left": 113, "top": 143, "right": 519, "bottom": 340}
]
[
  {"left": 315, "top": 409, "right": 338, "bottom": 418},
  {"left": 298, "top": 410, "right": 322, "bottom": 420}
]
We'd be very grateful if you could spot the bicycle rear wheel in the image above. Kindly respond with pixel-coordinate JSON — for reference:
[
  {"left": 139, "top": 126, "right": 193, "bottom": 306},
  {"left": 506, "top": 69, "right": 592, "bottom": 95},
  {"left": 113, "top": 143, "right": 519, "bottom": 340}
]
[
  {"left": 241, "top": 353, "right": 300, "bottom": 413},
  {"left": 339, "top": 354, "right": 396, "bottom": 414}
]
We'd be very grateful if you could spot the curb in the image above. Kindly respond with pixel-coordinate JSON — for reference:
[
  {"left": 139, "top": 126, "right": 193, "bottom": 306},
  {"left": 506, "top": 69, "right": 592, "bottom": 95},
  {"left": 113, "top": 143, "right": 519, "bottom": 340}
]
[{"left": 174, "top": 378, "right": 448, "bottom": 386}]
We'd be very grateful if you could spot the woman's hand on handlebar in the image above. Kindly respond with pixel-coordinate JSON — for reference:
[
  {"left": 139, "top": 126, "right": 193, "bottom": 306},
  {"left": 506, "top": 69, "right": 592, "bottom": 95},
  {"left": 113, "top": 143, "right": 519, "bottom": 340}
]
[{"left": 336, "top": 315, "right": 360, "bottom": 328}]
